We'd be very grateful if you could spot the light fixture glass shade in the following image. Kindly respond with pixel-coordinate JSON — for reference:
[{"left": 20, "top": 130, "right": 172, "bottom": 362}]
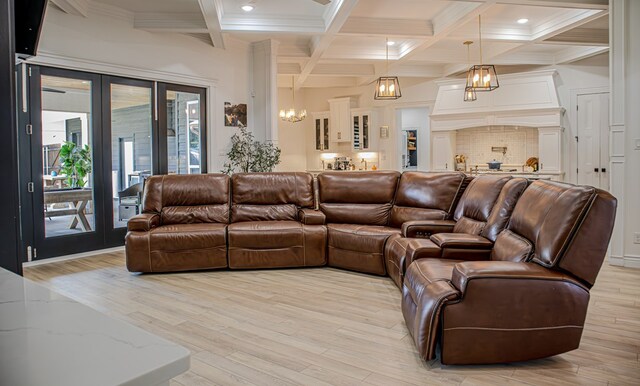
[
  {"left": 463, "top": 87, "right": 477, "bottom": 102},
  {"left": 280, "top": 75, "right": 306, "bottom": 123},
  {"left": 279, "top": 107, "right": 307, "bottom": 123},
  {"left": 465, "top": 64, "right": 499, "bottom": 92},
  {"left": 374, "top": 76, "right": 402, "bottom": 100}
]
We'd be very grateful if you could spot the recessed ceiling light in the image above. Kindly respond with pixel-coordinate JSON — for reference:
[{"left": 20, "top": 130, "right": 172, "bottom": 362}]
[
  {"left": 517, "top": 18, "right": 529, "bottom": 24},
  {"left": 387, "top": 41, "right": 396, "bottom": 46},
  {"left": 241, "top": 5, "right": 254, "bottom": 12}
]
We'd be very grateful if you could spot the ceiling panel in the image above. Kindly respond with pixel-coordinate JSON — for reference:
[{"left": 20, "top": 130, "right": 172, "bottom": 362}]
[{"left": 350, "top": 0, "right": 452, "bottom": 20}]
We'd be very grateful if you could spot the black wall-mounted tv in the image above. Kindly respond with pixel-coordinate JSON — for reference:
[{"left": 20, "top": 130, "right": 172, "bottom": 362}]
[{"left": 15, "top": 0, "right": 48, "bottom": 58}]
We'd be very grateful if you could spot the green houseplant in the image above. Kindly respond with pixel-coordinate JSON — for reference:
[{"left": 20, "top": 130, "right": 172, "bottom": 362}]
[
  {"left": 59, "top": 141, "right": 92, "bottom": 188},
  {"left": 223, "top": 127, "right": 281, "bottom": 174}
]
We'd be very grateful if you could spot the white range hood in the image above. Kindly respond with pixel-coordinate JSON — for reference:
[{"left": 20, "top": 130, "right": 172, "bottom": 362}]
[{"left": 430, "top": 69, "right": 564, "bottom": 131}]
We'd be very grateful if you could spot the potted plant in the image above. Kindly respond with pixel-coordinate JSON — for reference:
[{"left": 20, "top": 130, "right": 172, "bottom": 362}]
[
  {"left": 59, "top": 141, "right": 92, "bottom": 188},
  {"left": 223, "top": 127, "right": 281, "bottom": 174}
]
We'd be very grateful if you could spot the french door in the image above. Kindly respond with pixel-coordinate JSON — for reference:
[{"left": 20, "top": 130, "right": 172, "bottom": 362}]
[{"left": 19, "top": 66, "right": 207, "bottom": 260}]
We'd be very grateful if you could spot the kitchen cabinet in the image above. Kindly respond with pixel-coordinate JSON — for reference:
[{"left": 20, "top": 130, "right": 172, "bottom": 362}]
[
  {"left": 313, "top": 112, "right": 330, "bottom": 151},
  {"left": 329, "top": 97, "right": 352, "bottom": 143},
  {"left": 431, "top": 131, "right": 456, "bottom": 171},
  {"left": 352, "top": 109, "right": 373, "bottom": 151},
  {"left": 538, "top": 127, "right": 562, "bottom": 172}
]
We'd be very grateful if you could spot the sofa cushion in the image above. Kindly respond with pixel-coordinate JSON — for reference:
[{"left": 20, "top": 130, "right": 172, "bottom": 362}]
[
  {"left": 508, "top": 181, "right": 595, "bottom": 267},
  {"left": 327, "top": 223, "right": 400, "bottom": 275},
  {"left": 143, "top": 174, "right": 230, "bottom": 225},
  {"left": 318, "top": 171, "right": 400, "bottom": 225},
  {"left": 126, "top": 223, "right": 228, "bottom": 272},
  {"left": 389, "top": 172, "right": 466, "bottom": 228},
  {"left": 227, "top": 221, "right": 326, "bottom": 269},
  {"left": 231, "top": 172, "right": 314, "bottom": 222}
]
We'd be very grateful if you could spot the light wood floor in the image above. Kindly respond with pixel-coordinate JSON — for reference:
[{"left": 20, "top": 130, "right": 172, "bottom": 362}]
[{"left": 24, "top": 252, "right": 640, "bottom": 386}]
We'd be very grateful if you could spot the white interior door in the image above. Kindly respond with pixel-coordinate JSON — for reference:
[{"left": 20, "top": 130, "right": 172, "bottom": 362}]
[{"left": 577, "top": 93, "right": 609, "bottom": 189}]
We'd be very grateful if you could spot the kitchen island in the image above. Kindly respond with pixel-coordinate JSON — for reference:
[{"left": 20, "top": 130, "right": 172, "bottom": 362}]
[{"left": 0, "top": 267, "right": 190, "bottom": 386}]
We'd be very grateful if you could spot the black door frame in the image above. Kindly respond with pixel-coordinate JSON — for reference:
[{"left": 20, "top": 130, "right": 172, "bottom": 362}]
[
  {"left": 25, "top": 66, "right": 106, "bottom": 259},
  {"left": 19, "top": 66, "right": 208, "bottom": 260},
  {"left": 157, "top": 82, "right": 207, "bottom": 174},
  {"left": 101, "top": 75, "right": 158, "bottom": 246}
]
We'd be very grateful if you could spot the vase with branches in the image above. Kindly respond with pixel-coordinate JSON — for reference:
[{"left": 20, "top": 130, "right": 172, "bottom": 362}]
[
  {"left": 222, "top": 127, "right": 281, "bottom": 174},
  {"left": 59, "top": 141, "right": 92, "bottom": 188}
]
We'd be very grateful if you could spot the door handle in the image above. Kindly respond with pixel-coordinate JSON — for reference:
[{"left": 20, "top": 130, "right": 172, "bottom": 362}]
[
  {"left": 601, "top": 168, "right": 606, "bottom": 173},
  {"left": 594, "top": 168, "right": 599, "bottom": 172}
]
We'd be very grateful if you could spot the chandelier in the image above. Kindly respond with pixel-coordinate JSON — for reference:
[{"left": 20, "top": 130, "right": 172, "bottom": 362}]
[
  {"left": 463, "top": 41, "right": 477, "bottom": 102},
  {"left": 279, "top": 76, "right": 307, "bottom": 123},
  {"left": 465, "top": 15, "right": 499, "bottom": 93},
  {"left": 374, "top": 38, "right": 402, "bottom": 100}
]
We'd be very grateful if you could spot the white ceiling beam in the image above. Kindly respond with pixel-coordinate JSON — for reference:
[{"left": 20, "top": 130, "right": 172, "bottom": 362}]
[
  {"left": 198, "top": 0, "right": 225, "bottom": 49},
  {"left": 554, "top": 45, "right": 608, "bottom": 64},
  {"left": 446, "top": 0, "right": 607, "bottom": 10},
  {"left": 544, "top": 28, "right": 608, "bottom": 46},
  {"left": 134, "top": 13, "right": 209, "bottom": 33},
  {"left": 278, "top": 63, "right": 301, "bottom": 75},
  {"left": 339, "top": 17, "right": 433, "bottom": 38},
  {"left": 312, "top": 63, "right": 375, "bottom": 76},
  {"left": 297, "top": 0, "right": 360, "bottom": 87},
  {"left": 531, "top": 9, "right": 607, "bottom": 42},
  {"left": 50, "top": 0, "right": 89, "bottom": 17}
]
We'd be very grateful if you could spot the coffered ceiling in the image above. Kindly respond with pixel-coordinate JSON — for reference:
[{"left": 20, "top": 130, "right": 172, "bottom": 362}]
[{"left": 49, "top": 0, "right": 609, "bottom": 88}]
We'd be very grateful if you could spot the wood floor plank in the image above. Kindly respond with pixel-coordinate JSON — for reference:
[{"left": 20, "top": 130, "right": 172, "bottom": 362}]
[{"left": 23, "top": 252, "right": 640, "bottom": 385}]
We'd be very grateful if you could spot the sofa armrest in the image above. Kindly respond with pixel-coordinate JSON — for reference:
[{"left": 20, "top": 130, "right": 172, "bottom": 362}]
[
  {"left": 430, "top": 233, "right": 493, "bottom": 249},
  {"left": 401, "top": 220, "right": 455, "bottom": 238},
  {"left": 451, "top": 261, "right": 588, "bottom": 294},
  {"left": 298, "top": 208, "right": 326, "bottom": 225},
  {"left": 127, "top": 213, "right": 161, "bottom": 232}
]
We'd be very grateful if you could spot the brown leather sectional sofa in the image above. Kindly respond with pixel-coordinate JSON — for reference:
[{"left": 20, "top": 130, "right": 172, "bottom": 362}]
[{"left": 125, "top": 171, "right": 617, "bottom": 365}]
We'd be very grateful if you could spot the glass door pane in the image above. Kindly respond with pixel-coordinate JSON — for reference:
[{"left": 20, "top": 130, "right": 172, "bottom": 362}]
[
  {"left": 40, "top": 75, "right": 95, "bottom": 238},
  {"left": 166, "top": 90, "right": 202, "bottom": 174},
  {"left": 110, "top": 82, "right": 153, "bottom": 229}
]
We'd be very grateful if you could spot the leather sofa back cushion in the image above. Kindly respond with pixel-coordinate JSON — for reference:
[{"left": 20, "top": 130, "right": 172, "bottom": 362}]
[
  {"left": 389, "top": 172, "right": 465, "bottom": 227},
  {"left": 453, "top": 175, "right": 512, "bottom": 223},
  {"left": 491, "top": 229, "right": 533, "bottom": 262},
  {"left": 320, "top": 203, "right": 392, "bottom": 226},
  {"left": 232, "top": 172, "right": 314, "bottom": 207},
  {"left": 143, "top": 174, "right": 230, "bottom": 221},
  {"left": 453, "top": 217, "right": 485, "bottom": 235},
  {"left": 509, "top": 180, "right": 595, "bottom": 267},
  {"left": 318, "top": 171, "right": 399, "bottom": 203},
  {"left": 231, "top": 204, "right": 297, "bottom": 222},
  {"left": 481, "top": 178, "right": 529, "bottom": 242},
  {"left": 558, "top": 189, "right": 617, "bottom": 286},
  {"left": 318, "top": 171, "right": 399, "bottom": 225},
  {"left": 161, "top": 205, "right": 229, "bottom": 225}
]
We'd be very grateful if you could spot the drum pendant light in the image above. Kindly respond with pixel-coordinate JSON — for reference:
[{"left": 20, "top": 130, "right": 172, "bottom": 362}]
[
  {"left": 465, "top": 15, "right": 499, "bottom": 92},
  {"left": 374, "top": 38, "right": 402, "bottom": 100}
]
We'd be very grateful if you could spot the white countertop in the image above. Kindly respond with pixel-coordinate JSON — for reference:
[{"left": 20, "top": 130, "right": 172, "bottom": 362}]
[{"left": 0, "top": 268, "right": 190, "bottom": 386}]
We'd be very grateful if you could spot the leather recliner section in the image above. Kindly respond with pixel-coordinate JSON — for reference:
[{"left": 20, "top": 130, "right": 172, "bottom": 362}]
[
  {"left": 125, "top": 174, "right": 230, "bottom": 273},
  {"left": 227, "top": 172, "right": 327, "bottom": 269},
  {"left": 318, "top": 171, "right": 401, "bottom": 275},
  {"left": 401, "top": 180, "right": 617, "bottom": 365}
]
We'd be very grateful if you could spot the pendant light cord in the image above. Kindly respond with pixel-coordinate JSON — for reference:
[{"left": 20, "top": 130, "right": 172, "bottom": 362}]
[
  {"left": 478, "top": 15, "right": 483, "bottom": 65},
  {"left": 385, "top": 38, "right": 389, "bottom": 76}
]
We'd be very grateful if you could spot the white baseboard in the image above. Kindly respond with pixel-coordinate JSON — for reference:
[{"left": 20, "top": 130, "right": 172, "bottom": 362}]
[
  {"left": 609, "top": 255, "right": 640, "bottom": 269},
  {"left": 23, "top": 246, "right": 125, "bottom": 267}
]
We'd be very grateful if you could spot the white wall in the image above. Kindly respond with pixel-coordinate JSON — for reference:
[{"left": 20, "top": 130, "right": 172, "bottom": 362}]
[
  {"left": 610, "top": 0, "right": 640, "bottom": 267},
  {"left": 35, "top": 5, "right": 252, "bottom": 173}
]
